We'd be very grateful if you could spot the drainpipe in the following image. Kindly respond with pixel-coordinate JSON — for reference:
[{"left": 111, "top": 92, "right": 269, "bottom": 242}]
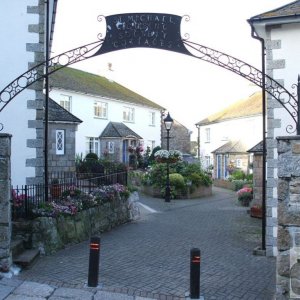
[
  {"left": 196, "top": 124, "right": 201, "bottom": 164},
  {"left": 249, "top": 23, "right": 266, "bottom": 251},
  {"left": 44, "top": 0, "right": 50, "bottom": 202}
]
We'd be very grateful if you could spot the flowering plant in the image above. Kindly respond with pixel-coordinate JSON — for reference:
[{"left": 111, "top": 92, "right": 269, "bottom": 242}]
[
  {"left": 128, "top": 145, "right": 135, "bottom": 153},
  {"left": 237, "top": 187, "right": 253, "bottom": 206},
  {"left": 62, "top": 185, "right": 81, "bottom": 198},
  {"left": 154, "top": 149, "right": 182, "bottom": 163}
]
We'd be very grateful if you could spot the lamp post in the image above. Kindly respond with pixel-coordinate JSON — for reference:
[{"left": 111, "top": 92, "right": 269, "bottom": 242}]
[{"left": 164, "top": 112, "right": 174, "bottom": 202}]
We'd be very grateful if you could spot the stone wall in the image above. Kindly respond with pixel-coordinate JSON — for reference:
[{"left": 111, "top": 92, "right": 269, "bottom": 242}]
[
  {"left": 265, "top": 27, "right": 285, "bottom": 257},
  {"left": 161, "top": 120, "right": 191, "bottom": 154},
  {"left": 48, "top": 123, "right": 77, "bottom": 173},
  {"left": 276, "top": 136, "right": 300, "bottom": 298},
  {"left": 251, "top": 154, "right": 263, "bottom": 207},
  {"left": 13, "top": 197, "right": 130, "bottom": 255},
  {"left": 0, "top": 134, "right": 12, "bottom": 272}
]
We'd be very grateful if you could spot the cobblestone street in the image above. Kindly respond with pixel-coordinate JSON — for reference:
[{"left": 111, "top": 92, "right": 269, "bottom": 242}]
[{"left": 15, "top": 187, "right": 275, "bottom": 299}]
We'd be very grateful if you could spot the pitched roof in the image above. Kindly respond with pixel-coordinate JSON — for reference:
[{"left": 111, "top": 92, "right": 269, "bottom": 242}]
[
  {"left": 100, "top": 122, "right": 142, "bottom": 139},
  {"left": 249, "top": 0, "right": 300, "bottom": 21},
  {"left": 247, "top": 141, "right": 263, "bottom": 153},
  {"left": 49, "top": 67, "right": 164, "bottom": 110},
  {"left": 196, "top": 91, "right": 262, "bottom": 126},
  {"left": 48, "top": 98, "right": 82, "bottom": 123},
  {"left": 212, "top": 140, "right": 248, "bottom": 154}
]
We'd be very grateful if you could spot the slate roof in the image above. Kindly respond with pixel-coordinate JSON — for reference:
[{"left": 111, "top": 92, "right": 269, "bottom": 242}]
[
  {"left": 100, "top": 122, "right": 142, "bottom": 139},
  {"left": 196, "top": 91, "right": 262, "bottom": 126},
  {"left": 48, "top": 98, "right": 82, "bottom": 123},
  {"left": 212, "top": 140, "right": 248, "bottom": 154},
  {"left": 249, "top": 0, "right": 300, "bottom": 22},
  {"left": 247, "top": 141, "right": 263, "bottom": 153},
  {"left": 50, "top": 67, "right": 164, "bottom": 110}
]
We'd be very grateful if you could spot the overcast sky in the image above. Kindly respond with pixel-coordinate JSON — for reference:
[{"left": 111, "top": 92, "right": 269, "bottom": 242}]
[{"left": 52, "top": 0, "right": 290, "bottom": 139}]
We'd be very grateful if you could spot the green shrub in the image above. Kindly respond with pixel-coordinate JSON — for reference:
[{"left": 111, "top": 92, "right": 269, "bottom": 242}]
[
  {"left": 230, "top": 169, "right": 246, "bottom": 180},
  {"left": 85, "top": 152, "right": 98, "bottom": 161},
  {"left": 169, "top": 173, "right": 185, "bottom": 188},
  {"left": 188, "top": 173, "right": 202, "bottom": 187}
]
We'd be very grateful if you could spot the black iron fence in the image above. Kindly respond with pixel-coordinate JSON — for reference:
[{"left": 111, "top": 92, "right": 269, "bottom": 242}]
[{"left": 11, "top": 171, "right": 128, "bottom": 220}]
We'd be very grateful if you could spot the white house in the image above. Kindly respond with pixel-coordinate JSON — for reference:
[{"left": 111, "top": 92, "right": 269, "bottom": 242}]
[
  {"left": 0, "top": 1, "right": 163, "bottom": 186},
  {"left": 49, "top": 67, "right": 164, "bottom": 163},
  {"left": 195, "top": 91, "right": 262, "bottom": 175},
  {"left": 0, "top": 0, "right": 58, "bottom": 186},
  {"left": 249, "top": 0, "right": 300, "bottom": 256}
]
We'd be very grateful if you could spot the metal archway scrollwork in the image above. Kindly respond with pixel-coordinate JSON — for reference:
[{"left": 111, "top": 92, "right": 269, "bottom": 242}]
[
  {"left": 0, "top": 40, "right": 103, "bottom": 113},
  {"left": 182, "top": 39, "right": 299, "bottom": 134},
  {"left": 0, "top": 12, "right": 299, "bottom": 133}
]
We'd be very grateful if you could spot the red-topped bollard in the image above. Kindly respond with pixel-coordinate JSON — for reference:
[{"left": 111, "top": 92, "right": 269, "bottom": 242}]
[
  {"left": 190, "top": 248, "right": 201, "bottom": 299},
  {"left": 88, "top": 236, "right": 100, "bottom": 287}
]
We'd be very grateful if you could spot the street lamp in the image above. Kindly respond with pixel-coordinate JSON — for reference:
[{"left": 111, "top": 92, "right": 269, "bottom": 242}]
[{"left": 163, "top": 112, "right": 174, "bottom": 202}]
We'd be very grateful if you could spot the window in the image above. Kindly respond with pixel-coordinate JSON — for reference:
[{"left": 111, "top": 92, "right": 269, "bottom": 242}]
[
  {"left": 236, "top": 159, "right": 242, "bottom": 168},
  {"left": 59, "top": 94, "right": 72, "bottom": 112},
  {"left": 147, "top": 140, "right": 155, "bottom": 151},
  {"left": 205, "top": 156, "right": 211, "bottom": 169},
  {"left": 149, "top": 111, "right": 155, "bottom": 126},
  {"left": 56, "top": 130, "right": 65, "bottom": 155},
  {"left": 205, "top": 128, "right": 211, "bottom": 143},
  {"left": 107, "top": 141, "right": 114, "bottom": 154},
  {"left": 94, "top": 101, "right": 108, "bottom": 118},
  {"left": 86, "top": 137, "right": 100, "bottom": 156},
  {"left": 123, "top": 107, "right": 134, "bottom": 122}
]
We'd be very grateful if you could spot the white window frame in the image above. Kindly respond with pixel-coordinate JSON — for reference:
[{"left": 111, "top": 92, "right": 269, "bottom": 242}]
[
  {"left": 108, "top": 141, "right": 115, "bottom": 154},
  {"left": 205, "top": 128, "right": 211, "bottom": 143},
  {"left": 149, "top": 111, "right": 155, "bottom": 126},
  {"left": 236, "top": 159, "right": 242, "bottom": 168},
  {"left": 123, "top": 106, "right": 135, "bottom": 122},
  {"left": 59, "top": 94, "right": 72, "bottom": 112},
  {"left": 147, "top": 140, "right": 155, "bottom": 151},
  {"left": 86, "top": 137, "right": 100, "bottom": 156},
  {"left": 205, "top": 156, "right": 211, "bottom": 169},
  {"left": 56, "top": 130, "right": 65, "bottom": 155},
  {"left": 94, "top": 101, "right": 108, "bottom": 119}
]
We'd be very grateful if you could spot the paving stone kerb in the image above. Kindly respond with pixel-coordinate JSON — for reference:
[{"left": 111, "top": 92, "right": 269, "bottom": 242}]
[
  {"left": 0, "top": 134, "right": 12, "bottom": 273},
  {"left": 11, "top": 188, "right": 275, "bottom": 300}
]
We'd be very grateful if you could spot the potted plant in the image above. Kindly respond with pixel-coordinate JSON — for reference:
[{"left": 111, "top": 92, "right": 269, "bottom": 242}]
[{"left": 237, "top": 187, "right": 253, "bottom": 207}]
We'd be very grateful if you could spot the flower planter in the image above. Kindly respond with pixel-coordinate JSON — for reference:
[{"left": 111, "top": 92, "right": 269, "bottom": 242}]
[{"left": 250, "top": 206, "right": 262, "bottom": 218}]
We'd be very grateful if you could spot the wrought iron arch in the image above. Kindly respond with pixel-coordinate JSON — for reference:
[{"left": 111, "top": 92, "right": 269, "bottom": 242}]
[{"left": 0, "top": 12, "right": 299, "bottom": 133}]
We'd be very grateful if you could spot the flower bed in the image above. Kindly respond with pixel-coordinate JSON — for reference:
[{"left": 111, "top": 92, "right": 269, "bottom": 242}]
[{"left": 12, "top": 184, "right": 132, "bottom": 254}]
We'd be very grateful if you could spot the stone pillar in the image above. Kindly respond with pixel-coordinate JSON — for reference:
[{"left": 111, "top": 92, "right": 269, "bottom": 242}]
[
  {"left": 0, "top": 133, "right": 12, "bottom": 272},
  {"left": 277, "top": 136, "right": 300, "bottom": 298}
]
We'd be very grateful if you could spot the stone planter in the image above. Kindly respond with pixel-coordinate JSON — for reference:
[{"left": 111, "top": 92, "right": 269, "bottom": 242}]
[{"left": 13, "top": 199, "right": 130, "bottom": 255}]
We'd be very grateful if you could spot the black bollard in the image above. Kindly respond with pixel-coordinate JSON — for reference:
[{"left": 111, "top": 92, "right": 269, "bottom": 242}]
[
  {"left": 190, "top": 248, "right": 201, "bottom": 299},
  {"left": 88, "top": 236, "right": 100, "bottom": 287}
]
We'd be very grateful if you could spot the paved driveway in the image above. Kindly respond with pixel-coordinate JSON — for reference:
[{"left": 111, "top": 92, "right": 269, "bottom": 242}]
[{"left": 17, "top": 187, "right": 275, "bottom": 300}]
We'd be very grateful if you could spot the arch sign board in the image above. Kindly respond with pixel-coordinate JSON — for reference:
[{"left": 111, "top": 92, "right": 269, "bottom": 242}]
[{"left": 95, "top": 13, "right": 190, "bottom": 56}]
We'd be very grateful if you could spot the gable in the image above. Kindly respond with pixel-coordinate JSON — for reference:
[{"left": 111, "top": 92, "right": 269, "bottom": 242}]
[{"left": 196, "top": 91, "right": 262, "bottom": 126}]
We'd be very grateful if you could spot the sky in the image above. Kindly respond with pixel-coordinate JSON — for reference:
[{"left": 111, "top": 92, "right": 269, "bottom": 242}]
[{"left": 52, "top": 0, "right": 290, "bottom": 140}]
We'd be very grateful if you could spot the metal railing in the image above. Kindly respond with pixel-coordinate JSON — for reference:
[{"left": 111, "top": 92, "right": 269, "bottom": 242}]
[{"left": 11, "top": 171, "right": 127, "bottom": 220}]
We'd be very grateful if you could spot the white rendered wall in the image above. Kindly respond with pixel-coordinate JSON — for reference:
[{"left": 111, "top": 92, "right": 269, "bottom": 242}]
[
  {"left": 0, "top": 0, "right": 39, "bottom": 185},
  {"left": 50, "top": 88, "right": 162, "bottom": 157},
  {"left": 271, "top": 23, "right": 300, "bottom": 138},
  {"left": 200, "top": 115, "right": 262, "bottom": 168}
]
